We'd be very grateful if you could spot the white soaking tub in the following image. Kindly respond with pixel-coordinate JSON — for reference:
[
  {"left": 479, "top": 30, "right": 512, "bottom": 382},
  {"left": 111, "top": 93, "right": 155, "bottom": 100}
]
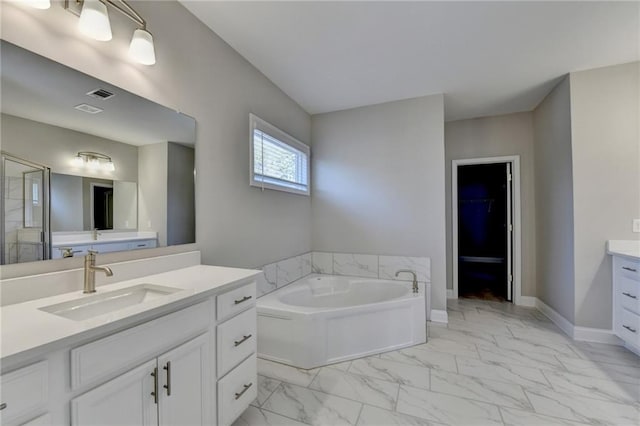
[{"left": 257, "top": 274, "right": 427, "bottom": 369}]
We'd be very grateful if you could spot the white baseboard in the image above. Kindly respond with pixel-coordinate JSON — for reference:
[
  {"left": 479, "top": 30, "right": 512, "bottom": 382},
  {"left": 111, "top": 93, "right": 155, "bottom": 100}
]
[
  {"left": 534, "top": 298, "right": 622, "bottom": 345},
  {"left": 517, "top": 296, "right": 537, "bottom": 307},
  {"left": 430, "top": 309, "right": 448, "bottom": 324},
  {"left": 446, "top": 289, "right": 454, "bottom": 298}
]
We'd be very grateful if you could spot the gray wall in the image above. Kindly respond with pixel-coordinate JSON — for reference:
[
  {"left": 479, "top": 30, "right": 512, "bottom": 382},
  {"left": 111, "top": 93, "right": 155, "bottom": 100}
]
[
  {"left": 445, "top": 112, "right": 537, "bottom": 297},
  {"left": 1, "top": 114, "right": 138, "bottom": 182},
  {"left": 50, "top": 173, "right": 83, "bottom": 232},
  {"left": 1, "top": 0, "right": 311, "bottom": 274},
  {"left": 167, "top": 143, "right": 195, "bottom": 246},
  {"left": 138, "top": 143, "right": 168, "bottom": 246},
  {"left": 570, "top": 62, "right": 640, "bottom": 329},
  {"left": 311, "top": 95, "right": 447, "bottom": 311},
  {"left": 532, "top": 76, "right": 575, "bottom": 323}
]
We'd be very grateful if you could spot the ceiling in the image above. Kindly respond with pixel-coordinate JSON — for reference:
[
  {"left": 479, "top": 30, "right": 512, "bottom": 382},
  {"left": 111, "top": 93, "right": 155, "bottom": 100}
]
[
  {"left": 181, "top": 1, "right": 639, "bottom": 121},
  {"left": 1, "top": 41, "right": 196, "bottom": 146}
]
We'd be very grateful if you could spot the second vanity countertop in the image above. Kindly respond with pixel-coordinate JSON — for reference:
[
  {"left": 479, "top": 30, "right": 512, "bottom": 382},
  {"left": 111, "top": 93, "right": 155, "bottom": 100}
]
[
  {"left": 607, "top": 240, "right": 640, "bottom": 261},
  {"left": 1, "top": 264, "right": 260, "bottom": 366}
]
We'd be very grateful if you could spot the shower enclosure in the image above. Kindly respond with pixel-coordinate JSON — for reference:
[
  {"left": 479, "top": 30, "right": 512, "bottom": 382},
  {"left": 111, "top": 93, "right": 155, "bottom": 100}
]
[{"left": 1, "top": 152, "right": 51, "bottom": 265}]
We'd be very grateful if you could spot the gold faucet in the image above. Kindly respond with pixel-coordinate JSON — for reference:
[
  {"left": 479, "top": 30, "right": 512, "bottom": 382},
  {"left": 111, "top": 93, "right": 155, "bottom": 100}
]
[
  {"left": 84, "top": 250, "right": 113, "bottom": 293},
  {"left": 395, "top": 269, "right": 419, "bottom": 294},
  {"left": 92, "top": 228, "right": 101, "bottom": 241}
]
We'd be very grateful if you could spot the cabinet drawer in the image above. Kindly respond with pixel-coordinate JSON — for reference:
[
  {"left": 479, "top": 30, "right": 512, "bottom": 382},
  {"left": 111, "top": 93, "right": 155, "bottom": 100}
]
[
  {"left": 71, "top": 301, "right": 210, "bottom": 390},
  {"left": 618, "top": 308, "right": 640, "bottom": 347},
  {"left": 619, "top": 258, "right": 640, "bottom": 282},
  {"left": 129, "top": 240, "right": 156, "bottom": 250},
  {"left": 217, "top": 354, "right": 257, "bottom": 426},
  {"left": 0, "top": 361, "right": 48, "bottom": 425},
  {"left": 217, "top": 307, "right": 256, "bottom": 377},
  {"left": 217, "top": 283, "right": 256, "bottom": 321},
  {"left": 619, "top": 275, "right": 640, "bottom": 315},
  {"left": 21, "top": 413, "right": 51, "bottom": 426}
]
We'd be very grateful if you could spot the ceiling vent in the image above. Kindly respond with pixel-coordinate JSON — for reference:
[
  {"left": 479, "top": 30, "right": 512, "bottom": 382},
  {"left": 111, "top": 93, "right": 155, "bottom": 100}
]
[
  {"left": 86, "top": 88, "right": 115, "bottom": 100},
  {"left": 74, "top": 103, "right": 104, "bottom": 114}
]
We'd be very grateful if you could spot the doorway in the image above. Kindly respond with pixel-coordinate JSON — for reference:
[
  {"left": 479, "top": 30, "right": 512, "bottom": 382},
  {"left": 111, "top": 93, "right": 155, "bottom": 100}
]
[
  {"left": 452, "top": 156, "right": 521, "bottom": 304},
  {"left": 91, "top": 183, "right": 113, "bottom": 230}
]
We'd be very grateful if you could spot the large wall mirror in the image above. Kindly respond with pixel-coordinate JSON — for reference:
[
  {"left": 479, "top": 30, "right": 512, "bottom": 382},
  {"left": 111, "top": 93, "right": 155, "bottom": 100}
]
[{"left": 0, "top": 40, "right": 196, "bottom": 265}]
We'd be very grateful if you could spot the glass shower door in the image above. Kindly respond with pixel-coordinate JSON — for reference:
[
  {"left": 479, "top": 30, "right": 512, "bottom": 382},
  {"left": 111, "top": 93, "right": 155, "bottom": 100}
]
[{"left": 1, "top": 153, "right": 51, "bottom": 265}]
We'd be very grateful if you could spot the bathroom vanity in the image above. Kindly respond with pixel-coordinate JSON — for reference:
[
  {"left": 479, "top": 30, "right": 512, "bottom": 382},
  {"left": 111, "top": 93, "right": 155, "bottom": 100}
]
[
  {"left": 608, "top": 240, "right": 640, "bottom": 354},
  {"left": 0, "top": 252, "right": 259, "bottom": 426}
]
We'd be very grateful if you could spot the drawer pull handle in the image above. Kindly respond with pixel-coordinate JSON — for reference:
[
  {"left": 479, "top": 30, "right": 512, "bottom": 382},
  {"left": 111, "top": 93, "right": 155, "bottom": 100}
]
[
  {"left": 622, "top": 266, "right": 638, "bottom": 272},
  {"left": 163, "top": 361, "right": 171, "bottom": 396},
  {"left": 0, "top": 403, "right": 6, "bottom": 410},
  {"left": 137, "top": 244, "right": 146, "bottom": 247},
  {"left": 622, "top": 292, "right": 638, "bottom": 299},
  {"left": 234, "top": 382, "right": 253, "bottom": 400},
  {"left": 623, "top": 325, "right": 637, "bottom": 333},
  {"left": 234, "top": 295, "right": 253, "bottom": 305},
  {"left": 234, "top": 334, "right": 252, "bottom": 347},
  {"left": 151, "top": 367, "right": 159, "bottom": 404}
]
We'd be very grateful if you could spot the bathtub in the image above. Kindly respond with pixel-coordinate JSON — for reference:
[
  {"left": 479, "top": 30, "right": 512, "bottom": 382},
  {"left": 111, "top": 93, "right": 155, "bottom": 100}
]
[{"left": 257, "top": 274, "right": 427, "bottom": 369}]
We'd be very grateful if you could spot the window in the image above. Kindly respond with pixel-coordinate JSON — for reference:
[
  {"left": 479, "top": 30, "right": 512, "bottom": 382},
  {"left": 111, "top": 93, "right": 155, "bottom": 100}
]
[{"left": 250, "top": 114, "right": 310, "bottom": 195}]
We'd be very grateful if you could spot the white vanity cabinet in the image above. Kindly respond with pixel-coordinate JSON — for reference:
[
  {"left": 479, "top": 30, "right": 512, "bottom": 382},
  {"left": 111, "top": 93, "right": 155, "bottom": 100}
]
[
  {"left": 71, "top": 333, "right": 211, "bottom": 426},
  {"left": 0, "top": 361, "right": 48, "bottom": 426},
  {"left": 612, "top": 255, "right": 640, "bottom": 353}
]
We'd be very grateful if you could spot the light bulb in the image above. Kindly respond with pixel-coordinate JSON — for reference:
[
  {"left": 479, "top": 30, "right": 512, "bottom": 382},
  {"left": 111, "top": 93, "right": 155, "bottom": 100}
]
[
  {"left": 23, "top": 0, "right": 50, "bottom": 9},
  {"left": 129, "top": 29, "right": 156, "bottom": 65},
  {"left": 103, "top": 161, "right": 115, "bottom": 172},
  {"left": 87, "top": 158, "right": 100, "bottom": 170},
  {"left": 78, "top": 0, "right": 112, "bottom": 41},
  {"left": 71, "top": 155, "right": 84, "bottom": 167}
]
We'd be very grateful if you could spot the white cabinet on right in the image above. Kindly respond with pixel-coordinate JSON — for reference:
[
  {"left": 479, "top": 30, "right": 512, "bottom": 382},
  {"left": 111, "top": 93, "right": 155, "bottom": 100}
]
[{"left": 612, "top": 255, "right": 640, "bottom": 353}]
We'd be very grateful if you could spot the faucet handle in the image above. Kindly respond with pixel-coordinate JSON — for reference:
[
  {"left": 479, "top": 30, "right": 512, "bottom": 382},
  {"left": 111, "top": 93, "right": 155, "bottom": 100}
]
[{"left": 87, "top": 249, "right": 99, "bottom": 257}]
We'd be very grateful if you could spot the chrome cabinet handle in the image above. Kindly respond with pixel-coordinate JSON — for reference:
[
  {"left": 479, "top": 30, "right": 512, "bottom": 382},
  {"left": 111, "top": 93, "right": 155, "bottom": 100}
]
[
  {"left": 234, "top": 334, "right": 252, "bottom": 347},
  {"left": 234, "top": 295, "right": 252, "bottom": 305},
  {"left": 234, "top": 382, "right": 253, "bottom": 400},
  {"left": 622, "top": 266, "right": 638, "bottom": 272},
  {"left": 151, "top": 367, "right": 159, "bottom": 404},
  {"left": 623, "top": 325, "right": 637, "bottom": 333},
  {"left": 622, "top": 292, "right": 637, "bottom": 299},
  {"left": 137, "top": 244, "right": 146, "bottom": 247},
  {"left": 0, "top": 402, "right": 6, "bottom": 410},
  {"left": 163, "top": 361, "right": 171, "bottom": 396}
]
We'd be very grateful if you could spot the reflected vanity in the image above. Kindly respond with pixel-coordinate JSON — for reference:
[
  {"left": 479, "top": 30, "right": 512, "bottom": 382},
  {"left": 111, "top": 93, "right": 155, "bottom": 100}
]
[{"left": 0, "top": 40, "right": 197, "bottom": 265}]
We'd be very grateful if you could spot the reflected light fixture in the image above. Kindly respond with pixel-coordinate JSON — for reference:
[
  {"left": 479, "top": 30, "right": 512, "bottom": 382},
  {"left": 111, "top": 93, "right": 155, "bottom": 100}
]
[
  {"left": 72, "top": 152, "right": 115, "bottom": 171},
  {"left": 64, "top": 0, "right": 156, "bottom": 65},
  {"left": 22, "top": 0, "right": 51, "bottom": 9}
]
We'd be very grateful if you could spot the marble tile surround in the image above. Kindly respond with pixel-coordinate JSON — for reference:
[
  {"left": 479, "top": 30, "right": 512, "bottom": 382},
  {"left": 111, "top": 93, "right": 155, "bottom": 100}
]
[
  {"left": 255, "top": 252, "right": 431, "bottom": 299},
  {"left": 236, "top": 299, "right": 640, "bottom": 426}
]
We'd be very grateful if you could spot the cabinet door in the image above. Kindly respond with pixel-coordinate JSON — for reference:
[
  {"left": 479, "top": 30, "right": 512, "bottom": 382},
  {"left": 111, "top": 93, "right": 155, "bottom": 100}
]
[
  {"left": 71, "top": 360, "right": 158, "bottom": 426},
  {"left": 158, "top": 333, "right": 212, "bottom": 426}
]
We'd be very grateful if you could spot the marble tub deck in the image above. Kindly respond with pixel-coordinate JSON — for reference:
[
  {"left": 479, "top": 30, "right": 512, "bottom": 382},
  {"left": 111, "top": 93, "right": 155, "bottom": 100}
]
[{"left": 233, "top": 298, "right": 639, "bottom": 426}]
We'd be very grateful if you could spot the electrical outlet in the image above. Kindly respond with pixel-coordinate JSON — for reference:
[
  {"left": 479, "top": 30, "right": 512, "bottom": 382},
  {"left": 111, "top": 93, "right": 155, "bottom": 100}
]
[{"left": 633, "top": 219, "right": 640, "bottom": 233}]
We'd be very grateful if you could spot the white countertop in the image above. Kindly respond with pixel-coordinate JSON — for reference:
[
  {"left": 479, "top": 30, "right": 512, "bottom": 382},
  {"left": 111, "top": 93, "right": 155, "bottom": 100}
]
[
  {"left": 607, "top": 240, "right": 640, "bottom": 261},
  {"left": 1, "top": 265, "right": 260, "bottom": 364},
  {"left": 52, "top": 231, "right": 158, "bottom": 247}
]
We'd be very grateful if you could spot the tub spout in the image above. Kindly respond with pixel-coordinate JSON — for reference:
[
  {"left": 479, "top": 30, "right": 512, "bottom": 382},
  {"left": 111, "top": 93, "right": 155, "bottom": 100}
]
[{"left": 395, "top": 269, "right": 418, "bottom": 294}]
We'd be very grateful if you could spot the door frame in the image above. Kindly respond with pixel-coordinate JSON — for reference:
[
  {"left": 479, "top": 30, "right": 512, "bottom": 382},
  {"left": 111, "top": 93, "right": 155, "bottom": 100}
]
[{"left": 452, "top": 155, "right": 522, "bottom": 304}]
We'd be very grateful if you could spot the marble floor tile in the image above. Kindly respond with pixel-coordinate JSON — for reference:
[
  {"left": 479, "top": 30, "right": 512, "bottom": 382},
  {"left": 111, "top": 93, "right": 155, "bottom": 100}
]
[
  {"left": 232, "top": 406, "right": 308, "bottom": 426},
  {"left": 309, "top": 368, "right": 399, "bottom": 410},
  {"left": 252, "top": 375, "right": 281, "bottom": 407},
  {"left": 445, "top": 309, "right": 465, "bottom": 320},
  {"left": 380, "top": 347, "right": 457, "bottom": 372},
  {"left": 493, "top": 334, "right": 578, "bottom": 358},
  {"left": 476, "top": 344, "right": 566, "bottom": 372},
  {"left": 448, "top": 317, "right": 515, "bottom": 337},
  {"left": 326, "top": 360, "right": 353, "bottom": 371},
  {"left": 413, "top": 337, "right": 480, "bottom": 359},
  {"left": 557, "top": 356, "right": 640, "bottom": 384},
  {"left": 526, "top": 388, "right": 640, "bottom": 425},
  {"left": 428, "top": 326, "right": 498, "bottom": 348},
  {"left": 462, "top": 309, "right": 528, "bottom": 328},
  {"left": 348, "top": 356, "right": 431, "bottom": 389},
  {"left": 258, "top": 359, "right": 319, "bottom": 387},
  {"left": 542, "top": 369, "right": 640, "bottom": 404},
  {"left": 396, "top": 385, "right": 503, "bottom": 425},
  {"left": 499, "top": 407, "right": 591, "bottom": 426},
  {"left": 455, "top": 356, "right": 551, "bottom": 390},
  {"left": 430, "top": 369, "right": 532, "bottom": 410},
  {"left": 571, "top": 341, "right": 640, "bottom": 367},
  {"left": 508, "top": 324, "right": 573, "bottom": 345},
  {"left": 262, "top": 383, "right": 362, "bottom": 426},
  {"left": 356, "top": 404, "right": 443, "bottom": 426},
  {"left": 474, "top": 306, "right": 544, "bottom": 322}
]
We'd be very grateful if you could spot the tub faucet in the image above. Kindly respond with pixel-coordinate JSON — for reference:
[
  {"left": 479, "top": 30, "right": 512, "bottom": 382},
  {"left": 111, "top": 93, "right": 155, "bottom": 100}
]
[
  {"left": 395, "top": 269, "right": 418, "bottom": 294},
  {"left": 84, "top": 250, "right": 113, "bottom": 294}
]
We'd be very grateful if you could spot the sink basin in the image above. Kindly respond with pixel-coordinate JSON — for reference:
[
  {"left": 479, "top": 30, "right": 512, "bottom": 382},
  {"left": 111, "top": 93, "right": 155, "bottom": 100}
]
[{"left": 39, "top": 284, "right": 182, "bottom": 321}]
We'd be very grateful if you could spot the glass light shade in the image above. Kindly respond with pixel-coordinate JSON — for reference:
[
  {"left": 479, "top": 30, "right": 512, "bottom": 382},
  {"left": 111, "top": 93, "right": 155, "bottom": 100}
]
[
  {"left": 23, "top": 0, "right": 50, "bottom": 9},
  {"left": 78, "top": 0, "right": 112, "bottom": 42},
  {"left": 102, "top": 161, "right": 115, "bottom": 171},
  {"left": 71, "top": 155, "right": 84, "bottom": 167},
  {"left": 129, "top": 29, "right": 156, "bottom": 65},
  {"left": 87, "top": 158, "right": 101, "bottom": 170}
]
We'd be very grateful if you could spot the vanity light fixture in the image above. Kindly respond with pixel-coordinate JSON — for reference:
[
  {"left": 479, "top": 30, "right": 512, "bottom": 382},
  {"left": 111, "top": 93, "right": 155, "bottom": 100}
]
[
  {"left": 72, "top": 152, "right": 115, "bottom": 171},
  {"left": 65, "top": 0, "right": 156, "bottom": 65}
]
